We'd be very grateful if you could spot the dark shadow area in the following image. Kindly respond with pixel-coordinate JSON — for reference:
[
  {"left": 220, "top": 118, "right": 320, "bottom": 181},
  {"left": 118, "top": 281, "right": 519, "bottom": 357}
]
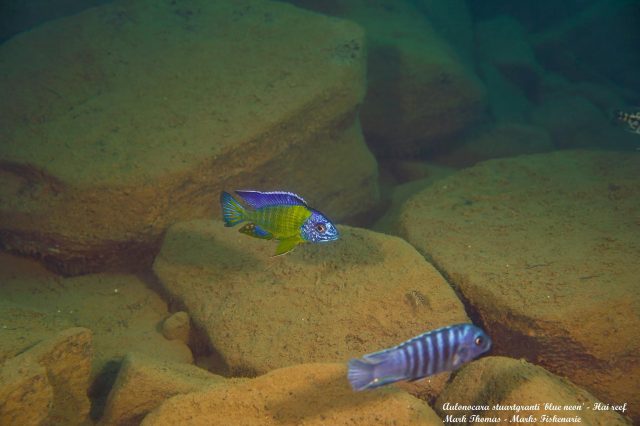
[
  {"left": 87, "top": 359, "right": 121, "bottom": 421},
  {"left": 137, "top": 268, "right": 234, "bottom": 379}
]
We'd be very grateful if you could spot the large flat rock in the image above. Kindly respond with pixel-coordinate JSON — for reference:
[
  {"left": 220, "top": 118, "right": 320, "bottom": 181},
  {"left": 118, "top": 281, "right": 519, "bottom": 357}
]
[
  {"left": 387, "top": 150, "right": 640, "bottom": 421},
  {"left": 153, "top": 220, "right": 469, "bottom": 397},
  {"left": 0, "top": 0, "right": 378, "bottom": 275},
  {"left": 141, "top": 363, "right": 443, "bottom": 425}
]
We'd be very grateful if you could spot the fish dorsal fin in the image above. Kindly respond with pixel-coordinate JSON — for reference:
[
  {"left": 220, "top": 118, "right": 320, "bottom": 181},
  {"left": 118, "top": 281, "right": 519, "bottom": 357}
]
[
  {"left": 362, "top": 348, "right": 393, "bottom": 364},
  {"left": 234, "top": 190, "right": 307, "bottom": 208}
]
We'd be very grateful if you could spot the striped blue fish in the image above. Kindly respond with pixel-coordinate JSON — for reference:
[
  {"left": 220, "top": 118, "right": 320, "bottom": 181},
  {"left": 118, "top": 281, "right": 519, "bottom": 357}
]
[{"left": 347, "top": 323, "right": 491, "bottom": 391}]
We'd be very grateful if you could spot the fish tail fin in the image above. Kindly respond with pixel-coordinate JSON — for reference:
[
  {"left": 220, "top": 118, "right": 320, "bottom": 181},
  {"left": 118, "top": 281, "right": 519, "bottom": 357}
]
[
  {"left": 347, "top": 358, "right": 378, "bottom": 391},
  {"left": 220, "top": 191, "right": 245, "bottom": 227},
  {"left": 611, "top": 109, "right": 625, "bottom": 124}
]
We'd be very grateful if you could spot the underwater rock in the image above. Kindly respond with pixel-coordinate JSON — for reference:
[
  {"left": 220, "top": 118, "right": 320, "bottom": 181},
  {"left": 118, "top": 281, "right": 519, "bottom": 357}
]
[
  {"left": 476, "top": 16, "right": 543, "bottom": 96},
  {"left": 285, "top": 0, "right": 488, "bottom": 157},
  {"left": 412, "top": 0, "right": 475, "bottom": 68},
  {"left": 381, "top": 160, "right": 455, "bottom": 185},
  {"left": 436, "top": 356, "right": 632, "bottom": 425},
  {"left": 533, "top": 76, "right": 638, "bottom": 150},
  {"left": 387, "top": 150, "right": 640, "bottom": 422},
  {"left": 288, "top": 0, "right": 476, "bottom": 67},
  {"left": 0, "top": 253, "right": 192, "bottom": 377},
  {"left": 531, "top": 95, "right": 616, "bottom": 149},
  {"left": 564, "top": 81, "right": 630, "bottom": 116},
  {"left": 0, "top": 349, "right": 53, "bottom": 426},
  {"left": 141, "top": 363, "right": 443, "bottom": 425},
  {"left": 479, "top": 62, "right": 533, "bottom": 124},
  {"left": 161, "top": 311, "right": 191, "bottom": 344},
  {"left": 432, "top": 122, "right": 554, "bottom": 167},
  {"left": 25, "top": 327, "right": 93, "bottom": 425},
  {"left": 531, "top": 0, "right": 640, "bottom": 97},
  {"left": 361, "top": 4, "right": 487, "bottom": 157},
  {"left": 0, "top": 0, "right": 110, "bottom": 42},
  {"left": 374, "top": 167, "right": 456, "bottom": 234},
  {"left": 153, "top": 220, "right": 469, "bottom": 398},
  {"left": 0, "top": 0, "right": 377, "bottom": 276},
  {"left": 100, "top": 352, "right": 224, "bottom": 426},
  {"left": 0, "top": 327, "right": 93, "bottom": 425}
]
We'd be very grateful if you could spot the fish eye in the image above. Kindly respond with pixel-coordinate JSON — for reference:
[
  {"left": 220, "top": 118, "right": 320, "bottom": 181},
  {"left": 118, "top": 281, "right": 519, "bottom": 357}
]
[
  {"left": 474, "top": 336, "right": 484, "bottom": 346},
  {"left": 315, "top": 223, "right": 326, "bottom": 233}
]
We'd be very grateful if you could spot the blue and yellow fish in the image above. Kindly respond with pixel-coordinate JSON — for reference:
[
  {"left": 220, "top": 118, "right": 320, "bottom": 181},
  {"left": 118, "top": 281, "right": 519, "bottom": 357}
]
[
  {"left": 220, "top": 190, "right": 339, "bottom": 255},
  {"left": 348, "top": 323, "right": 491, "bottom": 391}
]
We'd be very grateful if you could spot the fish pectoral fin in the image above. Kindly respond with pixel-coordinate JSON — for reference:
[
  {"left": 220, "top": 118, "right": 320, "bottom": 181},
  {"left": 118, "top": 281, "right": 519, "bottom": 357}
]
[
  {"left": 273, "top": 238, "right": 301, "bottom": 256},
  {"left": 239, "top": 223, "right": 273, "bottom": 240},
  {"left": 451, "top": 347, "right": 468, "bottom": 369}
]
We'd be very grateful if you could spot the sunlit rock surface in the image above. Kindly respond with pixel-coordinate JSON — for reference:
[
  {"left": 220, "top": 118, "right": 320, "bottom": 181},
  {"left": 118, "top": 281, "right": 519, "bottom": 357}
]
[
  {"left": 153, "top": 220, "right": 469, "bottom": 398},
  {"left": 141, "top": 363, "right": 443, "bottom": 426}
]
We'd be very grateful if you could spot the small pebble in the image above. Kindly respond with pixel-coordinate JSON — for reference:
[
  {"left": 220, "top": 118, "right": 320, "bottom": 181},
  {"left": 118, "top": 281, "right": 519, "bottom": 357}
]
[{"left": 161, "top": 311, "right": 191, "bottom": 343}]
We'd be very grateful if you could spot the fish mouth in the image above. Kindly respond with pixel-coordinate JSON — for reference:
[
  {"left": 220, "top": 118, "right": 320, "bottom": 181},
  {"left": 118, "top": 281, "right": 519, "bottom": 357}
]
[
  {"left": 318, "top": 229, "right": 339, "bottom": 242},
  {"left": 327, "top": 226, "right": 340, "bottom": 240}
]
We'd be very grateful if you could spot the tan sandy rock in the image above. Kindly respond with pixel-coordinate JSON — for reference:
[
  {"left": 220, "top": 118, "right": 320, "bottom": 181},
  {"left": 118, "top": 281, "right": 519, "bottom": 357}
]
[
  {"left": 100, "top": 352, "right": 225, "bottom": 426},
  {"left": 141, "top": 363, "right": 443, "bottom": 425},
  {"left": 0, "top": 0, "right": 377, "bottom": 275},
  {"left": 436, "top": 357, "right": 632, "bottom": 425},
  {"left": 153, "top": 220, "right": 469, "bottom": 398},
  {"left": 0, "top": 352, "right": 53, "bottom": 426},
  {"left": 387, "top": 150, "right": 640, "bottom": 421},
  {"left": 374, "top": 167, "right": 456, "bottom": 233},
  {"left": 0, "top": 253, "right": 192, "bottom": 376},
  {"left": 27, "top": 327, "right": 93, "bottom": 425},
  {"left": 161, "top": 311, "right": 190, "bottom": 344},
  {"left": 0, "top": 327, "right": 92, "bottom": 425}
]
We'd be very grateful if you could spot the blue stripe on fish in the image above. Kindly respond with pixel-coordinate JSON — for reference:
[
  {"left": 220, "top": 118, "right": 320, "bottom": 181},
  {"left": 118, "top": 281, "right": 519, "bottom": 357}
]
[
  {"left": 437, "top": 330, "right": 445, "bottom": 372},
  {"left": 347, "top": 323, "right": 492, "bottom": 391},
  {"left": 425, "top": 330, "right": 435, "bottom": 376}
]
